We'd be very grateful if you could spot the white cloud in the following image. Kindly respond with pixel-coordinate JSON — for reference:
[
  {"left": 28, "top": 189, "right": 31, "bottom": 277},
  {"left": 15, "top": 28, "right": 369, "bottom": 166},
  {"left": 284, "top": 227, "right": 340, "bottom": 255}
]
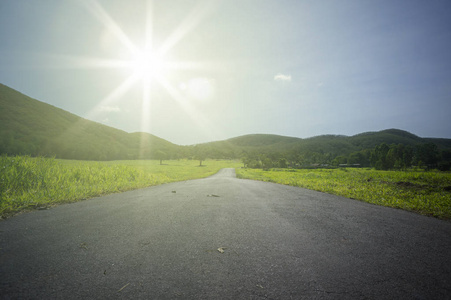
[{"left": 274, "top": 73, "right": 292, "bottom": 82}]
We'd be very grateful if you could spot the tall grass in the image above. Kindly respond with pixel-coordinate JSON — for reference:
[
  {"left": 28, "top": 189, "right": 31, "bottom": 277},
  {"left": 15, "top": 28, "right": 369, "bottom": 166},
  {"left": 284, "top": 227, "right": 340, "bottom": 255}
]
[
  {"left": 0, "top": 156, "right": 240, "bottom": 219},
  {"left": 236, "top": 168, "right": 451, "bottom": 220}
]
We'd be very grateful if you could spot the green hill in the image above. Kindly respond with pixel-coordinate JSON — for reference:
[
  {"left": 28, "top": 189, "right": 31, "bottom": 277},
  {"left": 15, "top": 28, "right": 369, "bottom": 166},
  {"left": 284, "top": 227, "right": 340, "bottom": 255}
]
[
  {"left": 199, "top": 128, "right": 447, "bottom": 158},
  {"left": 194, "top": 129, "right": 451, "bottom": 169},
  {"left": 1, "top": 82, "right": 450, "bottom": 166},
  {"left": 0, "top": 83, "right": 178, "bottom": 160}
]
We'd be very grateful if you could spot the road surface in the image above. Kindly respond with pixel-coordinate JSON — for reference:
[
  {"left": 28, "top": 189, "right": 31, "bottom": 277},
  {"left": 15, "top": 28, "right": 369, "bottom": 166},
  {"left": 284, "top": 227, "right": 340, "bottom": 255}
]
[{"left": 1, "top": 168, "right": 450, "bottom": 299}]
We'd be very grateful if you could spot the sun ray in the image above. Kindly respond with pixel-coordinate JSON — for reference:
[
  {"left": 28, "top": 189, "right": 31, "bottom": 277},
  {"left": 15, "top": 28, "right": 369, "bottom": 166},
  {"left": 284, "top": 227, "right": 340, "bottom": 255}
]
[
  {"left": 85, "top": 75, "right": 137, "bottom": 121},
  {"left": 167, "top": 60, "right": 228, "bottom": 72},
  {"left": 138, "top": 81, "right": 152, "bottom": 158},
  {"left": 144, "top": 0, "right": 154, "bottom": 52},
  {"left": 69, "top": 0, "right": 223, "bottom": 146},
  {"left": 81, "top": 0, "right": 138, "bottom": 54},
  {"left": 159, "top": 78, "right": 220, "bottom": 143},
  {"left": 34, "top": 53, "right": 130, "bottom": 70},
  {"left": 159, "top": 0, "right": 220, "bottom": 55},
  {"left": 156, "top": 77, "right": 217, "bottom": 140}
]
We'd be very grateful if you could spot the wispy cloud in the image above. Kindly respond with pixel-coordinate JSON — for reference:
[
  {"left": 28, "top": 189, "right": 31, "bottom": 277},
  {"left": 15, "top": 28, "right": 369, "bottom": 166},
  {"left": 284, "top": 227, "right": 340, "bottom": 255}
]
[{"left": 274, "top": 73, "right": 292, "bottom": 82}]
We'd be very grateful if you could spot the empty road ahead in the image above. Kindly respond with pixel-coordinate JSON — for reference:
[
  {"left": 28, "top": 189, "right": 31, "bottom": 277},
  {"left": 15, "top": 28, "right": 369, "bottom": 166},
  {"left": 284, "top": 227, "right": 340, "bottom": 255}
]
[{"left": 1, "top": 168, "right": 450, "bottom": 299}]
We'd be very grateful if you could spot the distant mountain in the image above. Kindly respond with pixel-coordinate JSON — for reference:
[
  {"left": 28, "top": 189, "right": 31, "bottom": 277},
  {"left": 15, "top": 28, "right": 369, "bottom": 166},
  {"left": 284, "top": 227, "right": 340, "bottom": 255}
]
[
  {"left": 194, "top": 129, "right": 451, "bottom": 165},
  {"left": 203, "top": 129, "right": 442, "bottom": 152},
  {"left": 1, "top": 83, "right": 450, "bottom": 162},
  {"left": 0, "top": 83, "right": 178, "bottom": 160}
]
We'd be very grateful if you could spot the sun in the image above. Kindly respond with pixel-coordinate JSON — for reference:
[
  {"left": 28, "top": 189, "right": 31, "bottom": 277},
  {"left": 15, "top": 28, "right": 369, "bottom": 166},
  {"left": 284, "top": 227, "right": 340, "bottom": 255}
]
[
  {"left": 130, "top": 49, "right": 168, "bottom": 82},
  {"left": 72, "top": 0, "right": 221, "bottom": 142}
]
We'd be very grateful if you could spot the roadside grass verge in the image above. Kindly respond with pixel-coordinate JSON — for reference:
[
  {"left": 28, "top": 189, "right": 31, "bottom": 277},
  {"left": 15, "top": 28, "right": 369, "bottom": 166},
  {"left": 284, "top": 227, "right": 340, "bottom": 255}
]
[
  {"left": 0, "top": 155, "right": 240, "bottom": 219},
  {"left": 236, "top": 168, "right": 451, "bottom": 220}
]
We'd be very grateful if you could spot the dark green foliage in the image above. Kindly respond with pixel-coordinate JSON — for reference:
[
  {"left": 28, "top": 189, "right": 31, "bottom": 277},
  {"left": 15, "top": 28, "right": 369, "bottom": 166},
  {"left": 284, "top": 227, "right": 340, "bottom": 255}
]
[
  {"left": 369, "top": 143, "right": 444, "bottom": 170},
  {"left": 278, "top": 158, "right": 288, "bottom": 168},
  {"left": 347, "top": 150, "right": 371, "bottom": 167},
  {"left": 413, "top": 143, "right": 440, "bottom": 168},
  {"left": 371, "top": 143, "right": 391, "bottom": 170},
  {"left": 193, "top": 129, "right": 451, "bottom": 169},
  {"left": 198, "top": 129, "right": 451, "bottom": 167}
]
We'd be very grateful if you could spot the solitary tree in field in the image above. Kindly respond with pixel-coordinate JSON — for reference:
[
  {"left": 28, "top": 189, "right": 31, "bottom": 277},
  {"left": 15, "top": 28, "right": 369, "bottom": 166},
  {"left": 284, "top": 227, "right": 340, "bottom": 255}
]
[
  {"left": 193, "top": 146, "right": 207, "bottom": 166},
  {"left": 155, "top": 150, "right": 167, "bottom": 165}
]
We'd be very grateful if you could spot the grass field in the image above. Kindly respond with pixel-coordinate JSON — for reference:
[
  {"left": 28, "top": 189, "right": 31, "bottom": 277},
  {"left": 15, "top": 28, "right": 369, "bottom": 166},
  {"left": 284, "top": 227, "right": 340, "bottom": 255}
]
[
  {"left": 236, "top": 168, "right": 451, "bottom": 220},
  {"left": 0, "top": 155, "right": 240, "bottom": 219},
  {"left": 2, "top": 155, "right": 450, "bottom": 220}
]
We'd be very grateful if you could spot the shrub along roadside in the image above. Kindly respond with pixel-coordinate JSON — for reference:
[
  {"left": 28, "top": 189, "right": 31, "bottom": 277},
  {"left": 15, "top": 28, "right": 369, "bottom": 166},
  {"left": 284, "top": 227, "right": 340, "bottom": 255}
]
[
  {"left": 236, "top": 168, "right": 451, "bottom": 220},
  {"left": 0, "top": 155, "right": 240, "bottom": 219}
]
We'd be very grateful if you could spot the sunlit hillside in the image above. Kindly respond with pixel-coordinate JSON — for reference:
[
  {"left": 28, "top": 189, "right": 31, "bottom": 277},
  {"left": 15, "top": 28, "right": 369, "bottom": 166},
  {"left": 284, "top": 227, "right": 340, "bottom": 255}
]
[{"left": 0, "top": 83, "right": 178, "bottom": 160}]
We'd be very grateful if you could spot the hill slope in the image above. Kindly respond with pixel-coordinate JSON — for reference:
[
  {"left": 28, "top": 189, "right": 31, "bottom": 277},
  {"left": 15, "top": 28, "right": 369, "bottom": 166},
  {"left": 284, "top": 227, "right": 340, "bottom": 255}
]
[
  {"left": 199, "top": 128, "right": 449, "bottom": 156},
  {"left": 0, "top": 83, "right": 178, "bottom": 160},
  {"left": 1, "top": 83, "right": 450, "bottom": 163}
]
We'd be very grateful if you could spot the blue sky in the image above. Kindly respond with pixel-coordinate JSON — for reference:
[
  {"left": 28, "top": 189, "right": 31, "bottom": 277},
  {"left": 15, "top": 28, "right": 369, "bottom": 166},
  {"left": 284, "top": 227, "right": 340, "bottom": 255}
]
[{"left": 1, "top": 0, "right": 450, "bottom": 145}]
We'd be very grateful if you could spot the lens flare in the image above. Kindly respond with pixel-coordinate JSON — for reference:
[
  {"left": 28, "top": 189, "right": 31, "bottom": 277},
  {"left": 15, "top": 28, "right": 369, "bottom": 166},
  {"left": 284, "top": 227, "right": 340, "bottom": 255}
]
[
  {"left": 43, "top": 0, "right": 223, "bottom": 148},
  {"left": 130, "top": 50, "right": 168, "bottom": 82}
]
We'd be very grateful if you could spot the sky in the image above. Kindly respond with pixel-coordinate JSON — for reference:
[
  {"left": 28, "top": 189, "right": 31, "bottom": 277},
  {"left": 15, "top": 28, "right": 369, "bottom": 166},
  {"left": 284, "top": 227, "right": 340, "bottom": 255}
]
[{"left": 1, "top": 0, "right": 451, "bottom": 145}]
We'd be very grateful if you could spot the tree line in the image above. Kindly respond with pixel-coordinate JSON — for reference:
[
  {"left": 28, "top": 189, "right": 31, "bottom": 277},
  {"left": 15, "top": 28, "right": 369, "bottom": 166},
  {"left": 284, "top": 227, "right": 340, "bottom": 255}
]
[
  {"left": 2, "top": 130, "right": 451, "bottom": 171},
  {"left": 369, "top": 143, "right": 451, "bottom": 171},
  {"left": 239, "top": 143, "right": 451, "bottom": 171}
]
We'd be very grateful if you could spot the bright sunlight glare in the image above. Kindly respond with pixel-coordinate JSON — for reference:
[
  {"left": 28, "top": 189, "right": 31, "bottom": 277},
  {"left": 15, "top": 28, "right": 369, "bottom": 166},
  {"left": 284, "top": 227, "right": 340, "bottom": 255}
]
[
  {"left": 130, "top": 50, "right": 168, "bottom": 81},
  {"left": 72, "top": 0, "right": 223, "bottom": 144}
]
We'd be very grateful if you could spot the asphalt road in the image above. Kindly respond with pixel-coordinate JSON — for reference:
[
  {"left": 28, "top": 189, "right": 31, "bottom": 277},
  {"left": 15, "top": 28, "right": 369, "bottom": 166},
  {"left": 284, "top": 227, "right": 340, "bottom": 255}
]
[{"left": 1, "top": 168, "right": 450, "bottom": 299}]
